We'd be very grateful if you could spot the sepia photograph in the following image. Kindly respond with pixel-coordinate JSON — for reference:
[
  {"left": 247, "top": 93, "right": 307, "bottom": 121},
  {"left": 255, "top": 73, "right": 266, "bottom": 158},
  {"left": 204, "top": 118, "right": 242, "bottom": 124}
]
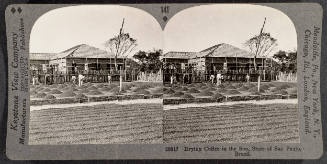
[
  {"left": 28, "top": 5, "right": 164, "bottom": 144},
  {"left": 29, "top": 4, "right": 298, "bottom": 145},
  {"left": 162, "top": 4, "right": 299, "bottom": 143},
  {"left": 4, "top": 2, "right": 324, "bottom": 160}
]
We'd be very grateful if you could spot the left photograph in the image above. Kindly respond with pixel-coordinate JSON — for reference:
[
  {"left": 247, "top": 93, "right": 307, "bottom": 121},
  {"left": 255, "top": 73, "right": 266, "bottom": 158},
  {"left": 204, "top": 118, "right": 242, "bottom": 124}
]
[{"left": 28, "top": 5, "right": 163, "bottom": 144}]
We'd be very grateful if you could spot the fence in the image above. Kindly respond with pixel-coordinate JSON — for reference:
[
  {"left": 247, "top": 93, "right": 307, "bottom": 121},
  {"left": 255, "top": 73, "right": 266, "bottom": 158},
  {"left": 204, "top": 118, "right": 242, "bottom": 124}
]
[
  {"left": 30, "top": 70, "right": 138, "bottom": 85},
  {"left": 136, "top": 71, "right": 162, "bottom": 82},
  {"left": 163, "top": 69, "right": 279, "bottom": 84},
  {"left": 276, "top": 72, "right": 297, "bottom": 82}
]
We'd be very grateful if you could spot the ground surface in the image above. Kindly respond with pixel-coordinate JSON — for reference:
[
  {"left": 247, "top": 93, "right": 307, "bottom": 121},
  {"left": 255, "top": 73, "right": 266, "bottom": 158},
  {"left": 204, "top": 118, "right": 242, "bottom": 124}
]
[
  {"left": 29, "top": 101, "right": 299, "bottom": 144},
  {"left": 163, "top": 103, "right": 299, "bottom": 143},
  {"left": 164, "top": 81, "right": 297, "bottom": 99},
  {"left": 30, "top": 81, "right": 163, "bottom": 100},
  {"left": 29, "top": 81, "right": 299, "bottom": 144},
  {"left": 29, "top": 103, "right": 162, "bottom": 144}
]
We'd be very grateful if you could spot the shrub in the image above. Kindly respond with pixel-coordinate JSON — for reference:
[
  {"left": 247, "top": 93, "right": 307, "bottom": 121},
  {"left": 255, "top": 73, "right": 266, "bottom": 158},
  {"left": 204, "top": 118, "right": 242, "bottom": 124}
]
[
  {"left": 198, "top": 91, "right": 213, "bottom": 96},
  {"left": 102, "top": 87, "right": 112, "bottom": 92},
  {"left": 181, "top": 87, "right": 189, "bottom": 91},
  {"left": 30, "top": 91, "right": 38, "bottom": 95},
  {"left": 270, "top": 87, "right": 279, "bottom": 92},
  {"left": 164, "top": 88, "right": 175, "bottom": 94},
  {"left": 277, "top": 84, "right": 290, "bottom": 90},
  {"left": 88, "top": 90, "right": 103, "bottom": 95},
  {"left": 35, "top": 93, "right": 47, "bottom": 98},
  {"left": 225, "top": 90, "right": 241, "bottom": 95},
  {"left": 232, "top": 83, "right": 244, "bottom": 88},
  {"left": 275, "top": 89, "right": 288, "bottom": 95},
  {"left": 75, "top": 93, "right": 87, "bottom": 99},
  {"left": 288, "top": 88, "right": 297, "bottom": 94},
  {"left": 239, "top": 86, "right": 249, "bottom": 91},
  {"left": 182, "top": 94, "right": 194, "bottom": 99},
  {"left": 226, "top": 85, "right": 236, "bottom": 89},
  {"left": 96, "top": 84, "right": 104, "bottom": 88},
  {"left": 172, "top": 91, "right": 184, "bottom": 97},
  {"left": 135, "top": 89, "right": 150, "bottom": 95},
  {"left": 149, "top": 87, "right": 163, "bottom": 94},
  {"left": 49, "top": 84, "right": 58, "bottom": 88},
  {"left": 251, "top": 91, "right": 262, "bottom": 95},
  {"left": 267, "top": 83, "right": 275, "bottom": 87},
  {"left": 187, "top": 88, "right": 200, "bottom": 93},
  {"left": 248, "top": 87, "right": 265, "bottom": 93},
  {"left": 260, "top": 85, "right": 270, "bottom": 90},
  {"left": 88, "top": 86, "right": 98, "bottom": 90},
  {"left": 79, "top": 89, "right": 89, "bottom": 93},
  {"left": 213, "top": 93, "right": 224, "bottom": 99},
  {"left": 217, "top": 88, "right": 227, "bottom": 93},
  {"left": 49, "top": 89, "right": 62, "bottom": 94},
  {"left": 58, "top": 84, "right": 66, "bottom": 89},
  {"left": 45, "top": 95, "right": 56, "bottom": 99},
  {"left": 58, "top": 91, "right": 76, "bottom": 97}
]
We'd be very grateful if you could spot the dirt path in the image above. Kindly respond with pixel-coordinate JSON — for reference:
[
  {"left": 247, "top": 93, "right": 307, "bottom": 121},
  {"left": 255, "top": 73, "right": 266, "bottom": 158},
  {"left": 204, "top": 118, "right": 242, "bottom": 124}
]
[
  {"left": 31, "top": 98, "right": 162, "bottom": 111},
  {"left": 164, "top": 99, "right": 297, "bottom": 110}
]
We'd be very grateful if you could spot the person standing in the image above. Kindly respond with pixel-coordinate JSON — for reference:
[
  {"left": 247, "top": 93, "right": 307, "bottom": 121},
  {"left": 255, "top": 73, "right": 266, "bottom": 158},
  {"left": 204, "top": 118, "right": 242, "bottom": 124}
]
[
  {"left": 44, "top": 73, "right": 49, "bottom": 85},
  {"left": 72, "top": 75, "right": 76, "bottom": 85},
  {"left": 246, "top": 73, "right": 250, "bottom": 84},
  {"left": 78, "top": 73, "right": 85, "bottom": 86},
  {"left": 210, "top": 74, "right": 215, "bottom": 84},
  {"left": 32, "top": 75, "right": 37, "bottom": 86},
  {"left": 108, "top": 73, "right": 112, "bottom": 84},
  {"left": 216, "top": 72, "right": 222, "bottom": 86}
]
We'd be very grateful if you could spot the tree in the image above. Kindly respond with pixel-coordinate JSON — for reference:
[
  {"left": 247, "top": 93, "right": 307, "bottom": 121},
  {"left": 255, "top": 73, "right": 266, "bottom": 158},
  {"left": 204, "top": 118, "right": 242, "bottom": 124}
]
[
  {"left": 244, "top": 18, "right": 277, "bottom": 71},
  {"left": 273, "top": 50, "right": 297, "bottom": 73},
  {"left": 245, "top": 32, "right": 277, "bottom": 70},
  {"left": 104, "top": 19, "right": 137, "bottom": 71},
  {"left": 133, "top": 49, "right": 163, "bottom": 73},
  {"left": 103, "top": 19, "right": 137, "bottom": 92},
  {"left": 133, "top": 51, "right": 147, "bottom": 71}
]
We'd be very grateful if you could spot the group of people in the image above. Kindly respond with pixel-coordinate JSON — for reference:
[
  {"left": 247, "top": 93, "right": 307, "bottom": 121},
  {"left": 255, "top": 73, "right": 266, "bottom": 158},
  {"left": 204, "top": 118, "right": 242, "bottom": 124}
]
[
  {"left": 32, "top": 74, "right": 52, "bottom": 85},
  {"left": 71, "top": 73, "right": 113, "bottom": 86},
  {"left": 71, "top": 73, "right": 86, "bottom": 86},
  {"left": 31, "top": 72, "right": 115, "bottom": 87},
  {"left": 169, "top": 72, "right": 251, "bottom": 85},
  {"left": 210, "top": 73, "right": 251, "bottom": 85},
  {"left": 209, "top": 73, "right": 223, "bottom": 86}
]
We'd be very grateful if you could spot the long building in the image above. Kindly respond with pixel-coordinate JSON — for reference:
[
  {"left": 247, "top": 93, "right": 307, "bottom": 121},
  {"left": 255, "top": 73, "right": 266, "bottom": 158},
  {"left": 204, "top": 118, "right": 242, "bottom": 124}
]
[
  {"left": 30, "top": 44, "right": 126, "bottom": 75},
  {"left": 162, "top": 43, "right": 277, "bottom": 83},
  {"left": 30, "top": 53, "right": 57, "bottom": 74},
  {"left": 29, "top": 44, "right": 138, "bottom": 83}
]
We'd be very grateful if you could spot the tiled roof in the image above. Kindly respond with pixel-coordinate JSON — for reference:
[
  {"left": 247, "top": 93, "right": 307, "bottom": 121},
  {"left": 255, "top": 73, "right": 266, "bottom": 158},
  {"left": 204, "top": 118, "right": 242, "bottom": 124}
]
[
  {"left": 201, "top": 43, "right": 256, "bottom": 58},
  {"left": 51, "top": 44, "right": 117, "bottom": 60},
  {"left": 162, "top": 51, "right": 197, "bottom": 59},
  {"left": 163, "top": 43, "right": 265, "bottom": 59},
  {"left": 30, "top": 53, "right": 57, "bottom": 60}
]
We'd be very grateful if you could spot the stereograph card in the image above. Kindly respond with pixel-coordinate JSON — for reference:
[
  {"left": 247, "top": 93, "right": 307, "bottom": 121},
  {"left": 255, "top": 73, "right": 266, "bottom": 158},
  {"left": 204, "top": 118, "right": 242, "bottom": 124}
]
[{"left": 4, "top": 3, "right": 324, "bottom": 160}]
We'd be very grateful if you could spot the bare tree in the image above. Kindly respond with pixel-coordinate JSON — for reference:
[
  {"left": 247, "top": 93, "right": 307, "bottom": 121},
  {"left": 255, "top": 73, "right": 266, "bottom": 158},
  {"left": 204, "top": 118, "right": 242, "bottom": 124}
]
[
  {"left": 104, "top": 19, "right": 137, "bottom": 92},
  {"left": 244, "top": 18, "right": 277, "bottom": 92},
  {"left": 104, "top": 19, "right": 137, "bottom": 71},
  {"left": 244, "top": 18, "right": 277, "bottom": 71}
]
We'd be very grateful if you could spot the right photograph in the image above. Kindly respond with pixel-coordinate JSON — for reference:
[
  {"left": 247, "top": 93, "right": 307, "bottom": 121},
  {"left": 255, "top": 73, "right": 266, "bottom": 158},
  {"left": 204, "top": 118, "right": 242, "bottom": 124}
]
[{"left": 162, "top": 4, "right": 298, "bottom": 143}]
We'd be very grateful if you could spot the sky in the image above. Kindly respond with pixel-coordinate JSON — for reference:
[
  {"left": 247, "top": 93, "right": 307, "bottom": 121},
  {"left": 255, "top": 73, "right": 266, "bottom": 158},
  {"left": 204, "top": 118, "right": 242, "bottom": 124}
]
[
  {"left": 30, "top": 5, "right": 163, "bottom": 56},
  {"left": 30, "top": 4, "right": 297, "bottom": 57},
  {"left": 164, "top": 4, "right": 297, "bottom": 55}
]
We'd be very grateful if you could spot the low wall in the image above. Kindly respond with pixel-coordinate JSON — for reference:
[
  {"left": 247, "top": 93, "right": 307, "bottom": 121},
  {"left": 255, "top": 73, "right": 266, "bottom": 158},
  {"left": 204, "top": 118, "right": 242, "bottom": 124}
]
[
  {"left": 30, "top": 93, "right": 297, "bottom": 106},
  {"left": 163, "top": 94, "right": 297, "bottom": 105},
  {"left": 30, "top": 94, "right": 163, "bottom": 106}
]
